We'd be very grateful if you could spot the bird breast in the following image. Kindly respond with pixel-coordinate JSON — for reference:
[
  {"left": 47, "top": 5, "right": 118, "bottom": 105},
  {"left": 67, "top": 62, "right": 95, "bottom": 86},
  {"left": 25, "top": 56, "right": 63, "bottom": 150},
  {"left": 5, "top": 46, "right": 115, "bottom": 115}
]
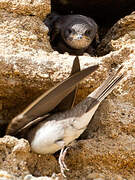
[
  {"left": 30, "top": 117, "right": 85, "bottom": 154},
  {"left": 30, "top": 120, "right": 65, "bottom": 154}
]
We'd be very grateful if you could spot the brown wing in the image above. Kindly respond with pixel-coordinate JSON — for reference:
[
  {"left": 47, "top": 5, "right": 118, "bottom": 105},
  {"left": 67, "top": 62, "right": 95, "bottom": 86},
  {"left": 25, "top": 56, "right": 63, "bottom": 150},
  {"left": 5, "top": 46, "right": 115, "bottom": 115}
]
[
  {"left": 54, "top": 56, "right": 80, "bottom": 112},
  {"left": 6, "top": 57, "right": 99, "bottom": 136}
]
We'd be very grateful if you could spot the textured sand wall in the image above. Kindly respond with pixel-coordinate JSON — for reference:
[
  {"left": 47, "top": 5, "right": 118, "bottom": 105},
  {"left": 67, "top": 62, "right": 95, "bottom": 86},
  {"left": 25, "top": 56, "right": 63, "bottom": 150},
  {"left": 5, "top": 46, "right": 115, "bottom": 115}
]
[{"left": 0, "top": 0, "right": 134, "bottom": 179}]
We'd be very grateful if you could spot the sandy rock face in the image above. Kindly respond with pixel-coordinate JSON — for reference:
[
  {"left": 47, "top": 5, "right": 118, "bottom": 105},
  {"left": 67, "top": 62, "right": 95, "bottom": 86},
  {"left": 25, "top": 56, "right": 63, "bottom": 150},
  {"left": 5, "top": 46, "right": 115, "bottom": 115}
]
[
  {"left": 0, "top": 9, "right": 53, "bottom": 127},
  {"left": 0, "top": 10, "right": 52, "bottom": 56},
  {"left": 0, "top": 136, "right": 30, "bottom": 177},
  {"left": 0, "top": 136, "right": 59, "bottom": 179},
  {"left": 0, "top": 0, "right": 135, "bottom": 179},
  {"left": 97, "top": 11, "right": 135, "bottom": 55},
  {"left": 0, "top": 0, "right": 50, "bottom": 19}
]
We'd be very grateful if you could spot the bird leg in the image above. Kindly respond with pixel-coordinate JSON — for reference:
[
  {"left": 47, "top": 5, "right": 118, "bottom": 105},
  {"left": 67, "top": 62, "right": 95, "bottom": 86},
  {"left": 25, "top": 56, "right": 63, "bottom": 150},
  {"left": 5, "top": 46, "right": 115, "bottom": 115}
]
[{"left": 58, "top": 147, "right": 69, "bottom": 177}]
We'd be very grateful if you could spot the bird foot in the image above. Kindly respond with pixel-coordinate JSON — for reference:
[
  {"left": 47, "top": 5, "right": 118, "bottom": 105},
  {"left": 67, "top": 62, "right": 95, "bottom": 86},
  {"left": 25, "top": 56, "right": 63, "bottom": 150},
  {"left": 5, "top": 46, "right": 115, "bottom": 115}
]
[{"left": 59, "top": 147, "right": 69, "bottom": 177}]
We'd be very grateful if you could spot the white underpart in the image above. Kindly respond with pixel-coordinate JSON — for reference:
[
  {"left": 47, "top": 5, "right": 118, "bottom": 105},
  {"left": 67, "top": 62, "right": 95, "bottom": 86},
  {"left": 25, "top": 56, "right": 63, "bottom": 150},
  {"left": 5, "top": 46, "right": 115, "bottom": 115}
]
[
  {"left": 31, "top": 120, "right": 65, "bottom": 154},
  {"left": 31, "top": 100, "right": 100, "bottom": 154}
]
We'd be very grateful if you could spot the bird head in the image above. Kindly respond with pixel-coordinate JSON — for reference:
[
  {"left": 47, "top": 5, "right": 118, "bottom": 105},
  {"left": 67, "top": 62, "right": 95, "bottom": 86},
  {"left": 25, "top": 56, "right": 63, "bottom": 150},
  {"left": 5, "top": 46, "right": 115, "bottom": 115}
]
[{"left": 62, "top": 23, "right": 94, "bottom": 49}]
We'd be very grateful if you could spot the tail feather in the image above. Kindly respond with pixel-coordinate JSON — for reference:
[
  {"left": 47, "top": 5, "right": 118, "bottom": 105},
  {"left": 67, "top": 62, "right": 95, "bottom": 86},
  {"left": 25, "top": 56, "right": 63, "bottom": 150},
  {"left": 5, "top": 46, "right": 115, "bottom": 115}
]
[
  {"left": 97, "top": 74, "right": 124, "bottom": 102},
  {"left": 89, "top": 66, "right": 124, "bottom": 101},
  {"left": 74, "top": 66, "right": 124, "bottom": 130}
]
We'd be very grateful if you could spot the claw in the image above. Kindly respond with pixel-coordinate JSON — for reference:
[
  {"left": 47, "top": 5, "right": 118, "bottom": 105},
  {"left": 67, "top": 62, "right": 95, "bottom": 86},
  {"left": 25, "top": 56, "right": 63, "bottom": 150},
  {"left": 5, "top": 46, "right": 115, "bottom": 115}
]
[{"left": 59, "top": 147, "right": 69, "bottom": 177}]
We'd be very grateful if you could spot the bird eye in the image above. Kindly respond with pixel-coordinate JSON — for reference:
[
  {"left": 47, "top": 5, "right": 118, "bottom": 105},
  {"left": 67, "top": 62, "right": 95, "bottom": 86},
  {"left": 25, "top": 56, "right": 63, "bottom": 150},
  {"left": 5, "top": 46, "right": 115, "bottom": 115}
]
[
  {"left": 85, "top": 30, "right": 91, "bottom": 36},
  {"left": 64, "top": 29, "right": 73, "bottom": 38},
  {"left": 67, "top": 29, "right": 72, "bottom": 34}
]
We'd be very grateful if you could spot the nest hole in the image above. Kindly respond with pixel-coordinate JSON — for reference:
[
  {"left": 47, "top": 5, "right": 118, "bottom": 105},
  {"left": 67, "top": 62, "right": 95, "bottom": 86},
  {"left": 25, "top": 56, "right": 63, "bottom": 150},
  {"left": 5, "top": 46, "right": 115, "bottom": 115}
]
[{"left": 48, "top": 0, "right": 135, "bottom": 56}]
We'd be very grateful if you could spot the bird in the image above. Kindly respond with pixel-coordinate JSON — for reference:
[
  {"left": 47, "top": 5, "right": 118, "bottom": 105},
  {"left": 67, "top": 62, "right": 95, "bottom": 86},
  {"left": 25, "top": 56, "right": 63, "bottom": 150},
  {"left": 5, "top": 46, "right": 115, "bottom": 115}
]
[
  {"left": 44, "top": 13, "right": 98, "bottom": 55},
  {"left": 6, "top": 57, "right": 124, "bottom": 177}
]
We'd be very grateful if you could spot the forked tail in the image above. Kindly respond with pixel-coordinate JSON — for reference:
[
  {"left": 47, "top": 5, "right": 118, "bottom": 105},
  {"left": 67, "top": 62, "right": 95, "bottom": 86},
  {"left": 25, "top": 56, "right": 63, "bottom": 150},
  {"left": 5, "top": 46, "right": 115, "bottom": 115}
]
[{"left": 89, "top": 66, "right": 124, "bottom": 102}]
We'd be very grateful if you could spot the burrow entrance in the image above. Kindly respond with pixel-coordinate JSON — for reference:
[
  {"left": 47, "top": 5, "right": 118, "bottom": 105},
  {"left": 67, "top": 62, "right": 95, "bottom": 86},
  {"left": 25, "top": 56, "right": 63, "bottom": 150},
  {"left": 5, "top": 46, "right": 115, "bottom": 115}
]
[{"left": 47, "top": 0, "right": 135, "bottom": 56}]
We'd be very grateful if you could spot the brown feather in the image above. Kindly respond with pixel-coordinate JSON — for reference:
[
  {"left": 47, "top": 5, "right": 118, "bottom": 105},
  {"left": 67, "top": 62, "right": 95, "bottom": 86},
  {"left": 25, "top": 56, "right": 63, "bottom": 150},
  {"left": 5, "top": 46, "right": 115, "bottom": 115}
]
[{"left": 6, "top": 57, "right": 99, "bottom": 136}]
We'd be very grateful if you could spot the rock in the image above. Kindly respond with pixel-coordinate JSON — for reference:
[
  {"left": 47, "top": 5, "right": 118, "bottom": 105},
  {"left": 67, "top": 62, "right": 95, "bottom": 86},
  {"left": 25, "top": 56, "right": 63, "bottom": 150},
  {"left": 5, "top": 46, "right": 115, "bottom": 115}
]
[
  {"left": 0, "top": 136, "right": 59, "bottom": 179},
  {"left": 24, "top": 173, "right": 64, "bottom": 180},
  {"left": 0, "top": 0, "right": 50, "bottom": 19},
  {"left": 0, "top": 170, "right": 15, "bottom": 180},
  {"left": 0, "top": 10, "right": 52, "bottom": 55},
  {"left": 0, "top": 136, "right": 30, "bottom": 178},
  {"left": 0, "top": 9, "right": 53, "bottom": 127},
  {"left": 97, "top": 11, "right": 135, "bottom": 55},
  {"left": 86, "top": 172, "right": 105, "bottom": 180},
  {"left": 0, "top": 171, "right": 61, "bottom": 180}
]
